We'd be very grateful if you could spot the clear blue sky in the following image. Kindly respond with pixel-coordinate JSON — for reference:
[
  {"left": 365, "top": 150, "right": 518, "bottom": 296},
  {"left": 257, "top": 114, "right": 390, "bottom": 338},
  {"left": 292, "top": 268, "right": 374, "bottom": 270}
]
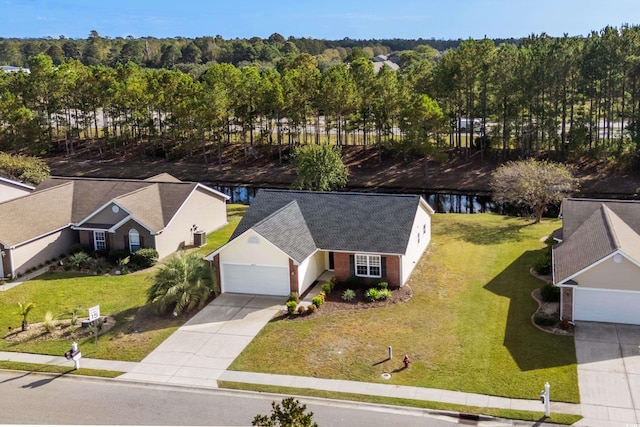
[{"left": 2, "top": 0, "right": 638, "bottom": 40}]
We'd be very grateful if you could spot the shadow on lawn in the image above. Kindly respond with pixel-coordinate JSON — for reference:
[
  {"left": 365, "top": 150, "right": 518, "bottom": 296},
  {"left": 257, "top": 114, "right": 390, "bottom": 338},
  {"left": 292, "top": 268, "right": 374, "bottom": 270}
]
[
  {"left": 438, "top": 217, "right": 534, "bottom": 245},
  {"left": 484, "top": 250, "right": 576, "bottom": 371}
]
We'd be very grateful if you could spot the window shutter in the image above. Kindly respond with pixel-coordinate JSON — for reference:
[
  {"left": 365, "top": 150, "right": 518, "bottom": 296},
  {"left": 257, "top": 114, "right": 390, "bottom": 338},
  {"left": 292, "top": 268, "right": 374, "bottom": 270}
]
[
  {"left": 105, "top": 233, "right": 110, "bottom": 250},
  {"left": 124, "top": 235, "right": 129, "bottom": 252},
  {"left": 349, "top": 254, "right": 355, "bottom": 276},
  {"left": 140, "top": 235, "right": 145, "bottom": 248},
  {"left": 381, "top": 257, "right": 387, "bottom": 278}
]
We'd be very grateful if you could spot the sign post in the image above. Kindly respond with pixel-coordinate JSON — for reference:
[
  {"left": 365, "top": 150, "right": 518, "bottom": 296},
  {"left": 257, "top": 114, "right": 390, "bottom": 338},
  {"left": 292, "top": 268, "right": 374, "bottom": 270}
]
[{"left": 88, "top": 305, "right": 100, "bottom": 351}]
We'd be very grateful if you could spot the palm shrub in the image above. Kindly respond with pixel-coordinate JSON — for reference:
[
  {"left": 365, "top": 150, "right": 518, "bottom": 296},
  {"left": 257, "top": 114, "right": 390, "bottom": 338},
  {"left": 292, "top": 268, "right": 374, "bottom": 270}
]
[
  {"left": 68, "top": 251, "right": 91, "bottom": 270},
  {"left": 17, "top": 301, "right": 36, "bottom": 331},
  {"left": 147, "top": 252, "right": 214, "bottom": 316}
]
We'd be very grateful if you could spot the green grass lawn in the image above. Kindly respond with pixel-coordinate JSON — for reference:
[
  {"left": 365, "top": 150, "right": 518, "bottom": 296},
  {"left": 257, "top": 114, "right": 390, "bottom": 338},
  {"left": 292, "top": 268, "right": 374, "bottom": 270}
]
[
  {"left": 229, "top": 214, "right": 579, "bottom": 402},
  {"left": 0, "top": 206, "right": 247, "bottom": 361}
]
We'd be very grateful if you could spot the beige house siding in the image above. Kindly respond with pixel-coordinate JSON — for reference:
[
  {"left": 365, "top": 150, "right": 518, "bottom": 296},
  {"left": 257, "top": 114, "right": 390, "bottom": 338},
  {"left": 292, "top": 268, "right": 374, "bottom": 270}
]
[
  {"left": 0, "top": 183, "right": 32, "bottom": 203},
  {"left": 11, "top": 228, "right": 78, "bottom": 276},
  {"left": 219, "top": 230, "right": 289, "bottom": 267},
  {"left": 574, "top": 256, "right": 640, "bottom": 291},
  {"left": 155, "top": 188, "right": 227, "bottom": 259},
  {"left": 297, "top": 250, "right": 325, "bottom": 295},
  {"left": 85, "top": 203, "right": 128, "bottom": 225}
]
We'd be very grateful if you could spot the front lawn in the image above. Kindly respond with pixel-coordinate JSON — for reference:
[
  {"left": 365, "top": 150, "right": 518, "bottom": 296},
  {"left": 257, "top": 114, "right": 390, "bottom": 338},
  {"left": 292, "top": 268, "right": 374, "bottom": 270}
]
[
  {"left": 229, "top": 214, "right": 579, "bottom": 402},
  {"left": 0, "top": 205, "right": 247, "bottom": 361}
]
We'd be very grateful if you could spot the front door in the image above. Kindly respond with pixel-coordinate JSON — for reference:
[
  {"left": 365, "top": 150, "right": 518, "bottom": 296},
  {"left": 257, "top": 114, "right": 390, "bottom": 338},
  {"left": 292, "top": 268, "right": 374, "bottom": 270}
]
[{"left": 328, "top": 251, "right": 334, "bottom": 270}]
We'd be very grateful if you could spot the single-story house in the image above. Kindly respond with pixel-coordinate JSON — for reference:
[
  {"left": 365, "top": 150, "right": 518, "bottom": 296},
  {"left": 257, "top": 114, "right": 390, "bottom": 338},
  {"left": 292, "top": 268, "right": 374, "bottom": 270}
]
[
  {"left": 0, "top": 173, "right": 229, "bottom": 279},
  {"left": 0, "top": 176, "right": 34, "bottom": 203},
  {"left": 553, "top": 198, "right": 640, "bottom": 325},
  {"left": 206, "top": 189, "right": 434, "bottom": 297}
]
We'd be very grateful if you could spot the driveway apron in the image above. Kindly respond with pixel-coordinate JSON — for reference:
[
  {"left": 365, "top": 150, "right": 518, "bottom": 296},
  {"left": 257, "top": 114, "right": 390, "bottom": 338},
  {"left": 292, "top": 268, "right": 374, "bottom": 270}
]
[
  {"left": 119, "top": 294, "right": 284, "bottom": 387},
  {"left": 575, "top": 321, "right": 640, "bottom": 427}
]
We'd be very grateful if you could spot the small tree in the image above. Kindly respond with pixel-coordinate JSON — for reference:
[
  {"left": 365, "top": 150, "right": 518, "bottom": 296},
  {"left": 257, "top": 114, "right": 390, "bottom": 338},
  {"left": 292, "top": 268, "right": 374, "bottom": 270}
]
[
  {"left": 490, "top": 159, "right": 578, "bottom": 223},
  {"left": 252, "top": 397, "right": 318, "bottom": 427},
  {"left": 292, "top": 143, "right": 348, "bottom": 191},
  {"left": 17, "top": 302, "right": 36, "bottom": 331}
]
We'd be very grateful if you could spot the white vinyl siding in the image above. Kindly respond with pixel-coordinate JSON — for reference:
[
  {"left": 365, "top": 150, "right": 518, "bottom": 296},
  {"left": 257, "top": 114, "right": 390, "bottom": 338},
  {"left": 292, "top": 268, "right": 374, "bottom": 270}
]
[{"left": 355, "top": 254, "right": 381, "bottom": 278}]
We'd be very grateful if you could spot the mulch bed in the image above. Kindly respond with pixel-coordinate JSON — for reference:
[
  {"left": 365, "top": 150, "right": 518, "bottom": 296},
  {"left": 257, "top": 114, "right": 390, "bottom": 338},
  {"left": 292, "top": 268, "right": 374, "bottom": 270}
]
[
  {"left": 4, "top": 316, "right": 116, "bottom": 343},
  {"left": 280, "top": 284, "right": 414, "bottom": 320}
]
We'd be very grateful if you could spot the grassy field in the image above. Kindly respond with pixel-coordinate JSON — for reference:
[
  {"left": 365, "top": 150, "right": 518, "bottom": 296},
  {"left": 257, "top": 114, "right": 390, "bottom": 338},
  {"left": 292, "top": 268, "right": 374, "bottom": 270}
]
[
  {"left": 229, "top": 214, "right": 579, "bottom": 402},
  {"left": 0, "top": 204, "right": 247, "bottom": 361}
]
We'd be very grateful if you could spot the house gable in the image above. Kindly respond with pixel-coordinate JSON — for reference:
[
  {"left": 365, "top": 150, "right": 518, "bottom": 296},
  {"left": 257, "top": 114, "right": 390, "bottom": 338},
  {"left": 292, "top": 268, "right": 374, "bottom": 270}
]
[
  {"left": 218, "top": 229, "right": 290, "bottom": 266},
  {"left": 573, "top": 254, "right": 640, "bottom": 291}
]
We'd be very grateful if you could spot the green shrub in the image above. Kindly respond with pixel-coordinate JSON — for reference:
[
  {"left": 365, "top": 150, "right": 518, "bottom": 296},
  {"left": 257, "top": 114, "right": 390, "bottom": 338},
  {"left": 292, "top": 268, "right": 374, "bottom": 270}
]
[
  {"left": 297, "top": 305, "right": 307, "bottom": 315},
  {"left": 365, "top": 288, "right": 380, "bottom": 302},
  {"left": 108, "top": 249, "right": 131, "bottom": 264},
  {"left": 377, "top": 289, "right": 392, "bottom": 300},
  {"left": 68, "top": 251, "right": 91, "bottom": 270},
  {"left": 288, "top": 292, "right": 299, "bottom": 303},
  {"left": 541, "top": 283, "right": 560, "bottom": 302},
  {"left": 286, "top": 300, "right": 298, "bottom": 315},
  {"left": 69, "top": 243, "right": 91, "bottom": 256},
  {"left": 318, "top": 291, "right": 326, "bottom": 301},
  {"left": 534, "top": 251, "right": 552, "bottom": 275},
  {"left": 342, "top": 289, "right": 356, "bottom": 301},
  {"left": 376, "top": 281, "right": 389, "bottom": 290},
  {"left": 534, "top": 312, "right": 557, "bottom": 327},
  {"left": 329, "top": 276, "right": 337, "bottom": 289},
  {"left": 131, "top": 248, "right": 159, "bottom": 269},
  {"left": 307, "top": 304, "right": 317, "bottom": 313},
  {"left": 345, "top": 275, "right": 362, "bottom": 289},
  {"left": 311, "top": 295, "right": 323, "bottom": 308},
  {"left": 321, "top": 283, "right": 332, "bottom": 294}
]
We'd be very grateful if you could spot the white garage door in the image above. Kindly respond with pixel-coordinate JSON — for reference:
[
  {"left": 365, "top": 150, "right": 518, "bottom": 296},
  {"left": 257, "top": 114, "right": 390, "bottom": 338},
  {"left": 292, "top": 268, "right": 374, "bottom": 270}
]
[
  {"left": 574, "top": 288, "right": 640, "bottom": 325},
  {"left": 222, "top": 263, "right": 289, "bottom": 296}
]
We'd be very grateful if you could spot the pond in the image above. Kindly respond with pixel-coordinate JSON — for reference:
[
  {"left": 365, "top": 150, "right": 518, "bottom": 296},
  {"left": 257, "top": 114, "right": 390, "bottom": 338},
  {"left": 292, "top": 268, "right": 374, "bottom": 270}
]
[{"left": 211, "top": 184, "right": 534, "bottom": 215}]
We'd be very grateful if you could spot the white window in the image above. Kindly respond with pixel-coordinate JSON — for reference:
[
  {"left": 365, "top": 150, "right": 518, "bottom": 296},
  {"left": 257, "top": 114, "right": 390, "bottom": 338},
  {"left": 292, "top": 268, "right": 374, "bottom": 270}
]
[
  {"left": 129, "top": 229, "right": 140, "bottom": 252},
  {"left": 94, "top": 231, "right": 106, "bottom": 251},
  {"left": 355, "top": 254, "right": 381, "bottom": 278},
  {"left": 423, "top": 224, "right": 426, "bottom": 235},
  {"left": 417, "top": 233, "right": 420, "bottom": 244}
]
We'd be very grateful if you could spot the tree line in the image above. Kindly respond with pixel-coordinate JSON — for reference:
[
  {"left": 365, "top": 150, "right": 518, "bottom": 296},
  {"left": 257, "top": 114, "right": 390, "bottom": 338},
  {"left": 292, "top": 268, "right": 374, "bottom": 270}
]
[{"left": 1, "top": 25, "right": 640, "bottom": 170}]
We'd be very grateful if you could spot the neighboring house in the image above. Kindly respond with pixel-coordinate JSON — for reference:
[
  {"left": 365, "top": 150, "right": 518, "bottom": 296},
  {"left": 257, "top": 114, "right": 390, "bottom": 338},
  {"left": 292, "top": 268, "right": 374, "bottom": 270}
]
[
  {"left": 0, "top": 176, "right": 34, "bottom": 203},
  {"left": 206, "top": 189, "right": 434, "bottom": 297},
  {"left": 0, "top": 174, "right": 229, "bottom": 279},
  {"left": 553, "top": 198, "right": 640, "bottom": 325}
]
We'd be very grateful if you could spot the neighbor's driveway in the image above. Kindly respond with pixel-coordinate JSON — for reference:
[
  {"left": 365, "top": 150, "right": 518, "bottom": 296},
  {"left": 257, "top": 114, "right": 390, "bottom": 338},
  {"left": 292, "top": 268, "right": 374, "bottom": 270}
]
[
  {"left": 575, "top": 321, "right": 640, "bottom": 427},
  {"left": 119, "top": 293, "right": 284, "bottom": 387}
]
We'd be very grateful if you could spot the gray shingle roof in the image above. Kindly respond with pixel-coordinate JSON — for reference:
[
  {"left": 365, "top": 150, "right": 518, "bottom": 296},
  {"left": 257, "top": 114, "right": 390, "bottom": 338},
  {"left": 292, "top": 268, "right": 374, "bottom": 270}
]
[
  {"left": 553, "top": 203, "right": 640, "bottom": 283},
  {"left": 560, "top": 198, "right": 640, "bottom": 239},
  {"left": 232, "top": 189, "right": 429, "bottom": 257},
  {"left": 253, "top": 201, "right": 317, "bottom": 263}
]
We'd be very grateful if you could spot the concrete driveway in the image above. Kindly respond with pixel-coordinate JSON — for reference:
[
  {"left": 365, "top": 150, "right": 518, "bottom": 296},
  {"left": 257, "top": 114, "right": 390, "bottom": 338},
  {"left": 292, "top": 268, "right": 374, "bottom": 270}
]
[
  {"left": 575, "top": 321, "right": 640, "bottom": 427},
  {"left": 119, "top": 293, "right": 284, "bottom": 387}
]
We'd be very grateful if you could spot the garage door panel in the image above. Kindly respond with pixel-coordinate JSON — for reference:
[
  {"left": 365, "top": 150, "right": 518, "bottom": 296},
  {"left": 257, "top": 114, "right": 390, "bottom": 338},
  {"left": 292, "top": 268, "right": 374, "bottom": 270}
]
[
  {"left": 575, "top": 288, "right": 640, "bottom": 325},
  {"left": 222, "top": 263, "right": 289, "bottom": 296}
]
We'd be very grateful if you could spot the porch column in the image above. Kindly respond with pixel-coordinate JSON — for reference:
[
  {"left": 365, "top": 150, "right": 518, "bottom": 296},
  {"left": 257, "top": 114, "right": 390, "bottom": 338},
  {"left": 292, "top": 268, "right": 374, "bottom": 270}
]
[
  {"left": 289, "top": 258, "right": 299, "bottom": 294},
  {"left": 561, "top": 287, "right": 574, "bottom": 322}
]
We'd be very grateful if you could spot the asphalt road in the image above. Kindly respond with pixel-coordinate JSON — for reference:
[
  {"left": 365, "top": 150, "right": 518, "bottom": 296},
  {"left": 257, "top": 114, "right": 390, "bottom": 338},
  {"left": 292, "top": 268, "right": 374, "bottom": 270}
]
[{"left": 0, "top": 371, "right": 465, "bottom": 426}]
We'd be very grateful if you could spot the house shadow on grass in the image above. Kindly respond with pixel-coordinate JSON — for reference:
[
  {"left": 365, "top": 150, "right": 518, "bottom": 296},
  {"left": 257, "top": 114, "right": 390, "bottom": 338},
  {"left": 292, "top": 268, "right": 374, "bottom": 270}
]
[
  {"left": 438, "top": 217, "right": 534, "bottom": 245},
  {"left": 484, "top": 250, "right": 576, "bottom": 371}
]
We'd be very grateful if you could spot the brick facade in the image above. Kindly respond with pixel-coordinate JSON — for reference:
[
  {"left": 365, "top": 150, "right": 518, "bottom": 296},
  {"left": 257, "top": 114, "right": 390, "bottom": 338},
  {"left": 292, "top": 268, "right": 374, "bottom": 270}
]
[
  {"left": 561, "top": 287, "right": 573, "bottom": 322},
  {"left": 333, "top": 251, "right": 402, "bottom": 288},
  {"left": 212, "top": 254, "right": 221, "bottom": 294}
]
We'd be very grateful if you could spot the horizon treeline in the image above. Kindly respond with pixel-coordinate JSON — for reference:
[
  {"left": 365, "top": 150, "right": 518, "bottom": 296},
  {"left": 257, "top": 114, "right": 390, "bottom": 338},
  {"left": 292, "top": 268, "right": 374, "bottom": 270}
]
[{"left": 1, "top": 25, "right": 640, "bottom": 170}]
